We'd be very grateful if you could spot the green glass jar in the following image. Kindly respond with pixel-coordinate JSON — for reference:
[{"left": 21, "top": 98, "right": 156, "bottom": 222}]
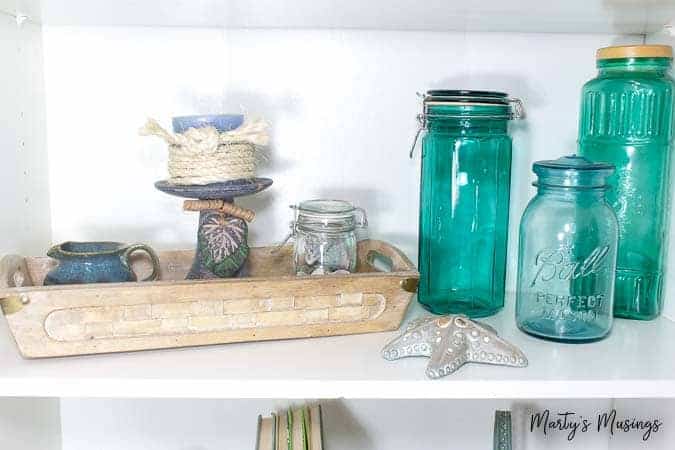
[
  {"left": 412, "top": 90, "right": 523, "bottom": 317},
  {"left": 578, "top": 45, "right": 675, "bottom": 320}
]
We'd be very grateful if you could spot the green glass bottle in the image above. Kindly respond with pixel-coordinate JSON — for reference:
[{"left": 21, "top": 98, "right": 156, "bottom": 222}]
[
  {"left": 413, "top": 91, "right": 523, "bottom": 317},
  {"left": 578, "top": 45, "right": 675, "bottom": 320}
]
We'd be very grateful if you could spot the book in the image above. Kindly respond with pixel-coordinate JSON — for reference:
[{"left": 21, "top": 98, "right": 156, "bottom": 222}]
[
  {"left": 276, "top": 410, "right": 289, "bottom": 450},
  {"left": 308, "top": 405, "right": 323, "bottom": 450},
  {"left": 302, "top": 407, "right": 311, "bottom": 450},
  {"left": 286, "top": 409, "right": 293, "bottom": 450},
  {"left": 256, "top": 404, "right": 323, "bottom": 450},
  {"left": 256, "top": 414, "right": 276, "bottom": 450},
  {"left": 291, "top": 407, "right": 307, "bottom": 450}
]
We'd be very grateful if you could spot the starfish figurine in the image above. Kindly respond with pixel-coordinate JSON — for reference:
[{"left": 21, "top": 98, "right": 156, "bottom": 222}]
[{"left": 382, "top": 315, "right": 528, "bottom": 379}]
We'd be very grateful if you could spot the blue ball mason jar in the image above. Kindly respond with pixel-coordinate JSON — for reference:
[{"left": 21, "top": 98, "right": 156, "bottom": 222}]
[{"left": 515, "top": 155, "right": 618, "bottom": 342}]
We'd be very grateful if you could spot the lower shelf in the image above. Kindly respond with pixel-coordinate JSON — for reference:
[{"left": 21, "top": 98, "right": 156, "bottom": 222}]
[
  {"left": 5, "top": 398, "right": 674, "bottom": 450},
  {"left": 0, "top": 298, "right": 674, "bottom": 399}
]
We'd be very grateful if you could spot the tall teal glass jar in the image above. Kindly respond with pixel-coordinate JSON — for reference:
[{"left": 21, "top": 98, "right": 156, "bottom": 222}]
[
  {"left": 578, "top": 45, "right": 675, "bottom": 320},
  {"left": 515, "top": 156, "right": 618, "bottom": 342},
  {"left": 413, "top": 90, "right": 523, "bottom": 317}
]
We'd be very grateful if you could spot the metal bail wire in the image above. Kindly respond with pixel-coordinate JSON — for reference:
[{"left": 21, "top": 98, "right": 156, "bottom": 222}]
[
  {"left": 409, "top": 93, "right": 525, "bottom": 159},
  {"left": 272, "top": 205, "right": 300, "bottom": 254},
  {"left": 508, "top": 97, "right": 526, "bottom": 120},
  {"left": 409, "top": 92, "right": 427, "bottom": 159},
  {"left": 409, "top": 119, "right": 425, "bottom": 159}
]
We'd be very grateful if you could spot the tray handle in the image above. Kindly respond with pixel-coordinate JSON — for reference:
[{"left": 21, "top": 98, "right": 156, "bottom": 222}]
[
  {"left": 0, "top": 255, "right": 33, "bottom": 315},
  {"left": 358, "top": 240, "right": 418, "bottom": 293},
  {"left": 359, "top": 240, "right": 416, "bottom": 272},
  {"left": 0, "top": 255, "right": 33, "bottom": 289}
]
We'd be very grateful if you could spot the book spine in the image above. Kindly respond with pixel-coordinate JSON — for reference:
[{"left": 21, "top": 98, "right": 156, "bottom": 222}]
[{"left": 255, "top": 415, "right": 262, "bottom": 450}]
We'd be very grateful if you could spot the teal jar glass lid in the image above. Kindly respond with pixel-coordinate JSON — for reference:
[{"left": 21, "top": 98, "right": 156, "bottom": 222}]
[
  {"left": 410, "top": 90, "right": 524, "bottom": 157},
  {"left": 533, "top": 155, "right": 615, "bottom": 188}
]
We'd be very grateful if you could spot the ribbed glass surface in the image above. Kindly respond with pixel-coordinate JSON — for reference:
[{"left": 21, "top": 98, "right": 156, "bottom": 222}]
[
  {"left": 418, "top": 101, "right": 513, "bottom": 318},
  {"left": 578, "top": 56, "right": 675, "bottom": 320}
]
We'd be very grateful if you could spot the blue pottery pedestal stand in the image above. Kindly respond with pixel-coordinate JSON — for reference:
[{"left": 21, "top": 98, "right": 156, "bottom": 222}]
[{"left": 155, "top": 178, "right": 272, "bottom": 279}]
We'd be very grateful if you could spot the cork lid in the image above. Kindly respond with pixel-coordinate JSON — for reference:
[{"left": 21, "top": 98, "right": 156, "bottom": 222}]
[{"left": 597, "top": 44, "right": 673, "bottom": 60}]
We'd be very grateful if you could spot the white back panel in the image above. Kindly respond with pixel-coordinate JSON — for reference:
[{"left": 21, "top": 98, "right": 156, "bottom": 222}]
[
  {"left": 0, "top": 397, "right": 61, "bottom": 450},
  {"left": 0, "top": 14, "right": 51, "bottom": 255}
]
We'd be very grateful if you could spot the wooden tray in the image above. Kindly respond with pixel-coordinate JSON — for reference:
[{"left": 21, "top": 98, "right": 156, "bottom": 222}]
[{"left": 0, "top": 240, "right": 418, "bottom": 358}]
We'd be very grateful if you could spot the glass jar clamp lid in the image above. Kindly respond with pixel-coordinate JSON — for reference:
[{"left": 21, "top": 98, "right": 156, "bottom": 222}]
[
  {"left": 409, "top": 90, "right": 525, "bottom": 157},
  {"left": 292, "top": 199, "right": 368, "bottom": 234}
]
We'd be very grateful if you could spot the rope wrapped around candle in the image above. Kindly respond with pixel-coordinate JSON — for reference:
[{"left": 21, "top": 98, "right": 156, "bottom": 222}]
[
  {"left": 183, "top": 200, "right": 256, "bottom": 223},
  {"left": 139, "top": 118, "right": 269, "bottom": 185}
]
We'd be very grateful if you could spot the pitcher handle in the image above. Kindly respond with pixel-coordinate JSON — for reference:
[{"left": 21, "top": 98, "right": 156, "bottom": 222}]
[{"left": 122, "top": 244, "right": 160, "bottom": 282}]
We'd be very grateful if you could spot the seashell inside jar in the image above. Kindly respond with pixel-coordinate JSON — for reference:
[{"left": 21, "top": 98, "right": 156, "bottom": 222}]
[{"left": 289, "top": 199, "right": 368, "bottom": 276}]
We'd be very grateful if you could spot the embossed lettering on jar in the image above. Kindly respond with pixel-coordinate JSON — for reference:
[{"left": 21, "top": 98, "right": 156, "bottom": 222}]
[{"left": 515, "top": 156, "right": 618, "bottom": 342}]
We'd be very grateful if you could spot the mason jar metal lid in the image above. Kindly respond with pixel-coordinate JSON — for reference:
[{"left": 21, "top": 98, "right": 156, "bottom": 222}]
[
  {"left": 533, "top": 155, "right": 615, "bottom": 188},
  {"left": 597, "top": 44, "right": 673, "bottom": 60}
]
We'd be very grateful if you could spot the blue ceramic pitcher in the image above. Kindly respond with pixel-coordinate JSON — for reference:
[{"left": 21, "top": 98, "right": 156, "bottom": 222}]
[{"left": 44, "top": 242, "right": 160, "bottom": 285}]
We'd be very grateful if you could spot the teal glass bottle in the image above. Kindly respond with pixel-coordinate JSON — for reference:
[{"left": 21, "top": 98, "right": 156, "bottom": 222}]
[
  {"left": 515, "top": 156, "right": 618, "bottom": 342},
  {"left": 414, "top": 91, "right": 523, "bottom": 317},
  {"left": 578, "top": 45, "right": 675, "bottom": 320}
]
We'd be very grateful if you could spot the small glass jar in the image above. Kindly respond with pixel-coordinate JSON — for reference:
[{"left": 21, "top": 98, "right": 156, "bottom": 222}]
[
  {"left": 515, "top": 155, "right": 618, "bottom": 342},
  {"left": 290, "top": 199, "right": 367, "bottom": 276}
]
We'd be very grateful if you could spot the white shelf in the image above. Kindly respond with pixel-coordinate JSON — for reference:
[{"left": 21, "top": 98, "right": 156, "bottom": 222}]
[
  {"left": 1, "top": 299, "right": 674, "bottom": 399},
  {"left": 4, "top": 0, "right": 675, "bottom": 34}
]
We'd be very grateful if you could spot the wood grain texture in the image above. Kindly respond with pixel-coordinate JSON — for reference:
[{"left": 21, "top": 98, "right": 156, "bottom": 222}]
[{"left": 0, "top": 240, "right": 417, "bottom": 358}]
